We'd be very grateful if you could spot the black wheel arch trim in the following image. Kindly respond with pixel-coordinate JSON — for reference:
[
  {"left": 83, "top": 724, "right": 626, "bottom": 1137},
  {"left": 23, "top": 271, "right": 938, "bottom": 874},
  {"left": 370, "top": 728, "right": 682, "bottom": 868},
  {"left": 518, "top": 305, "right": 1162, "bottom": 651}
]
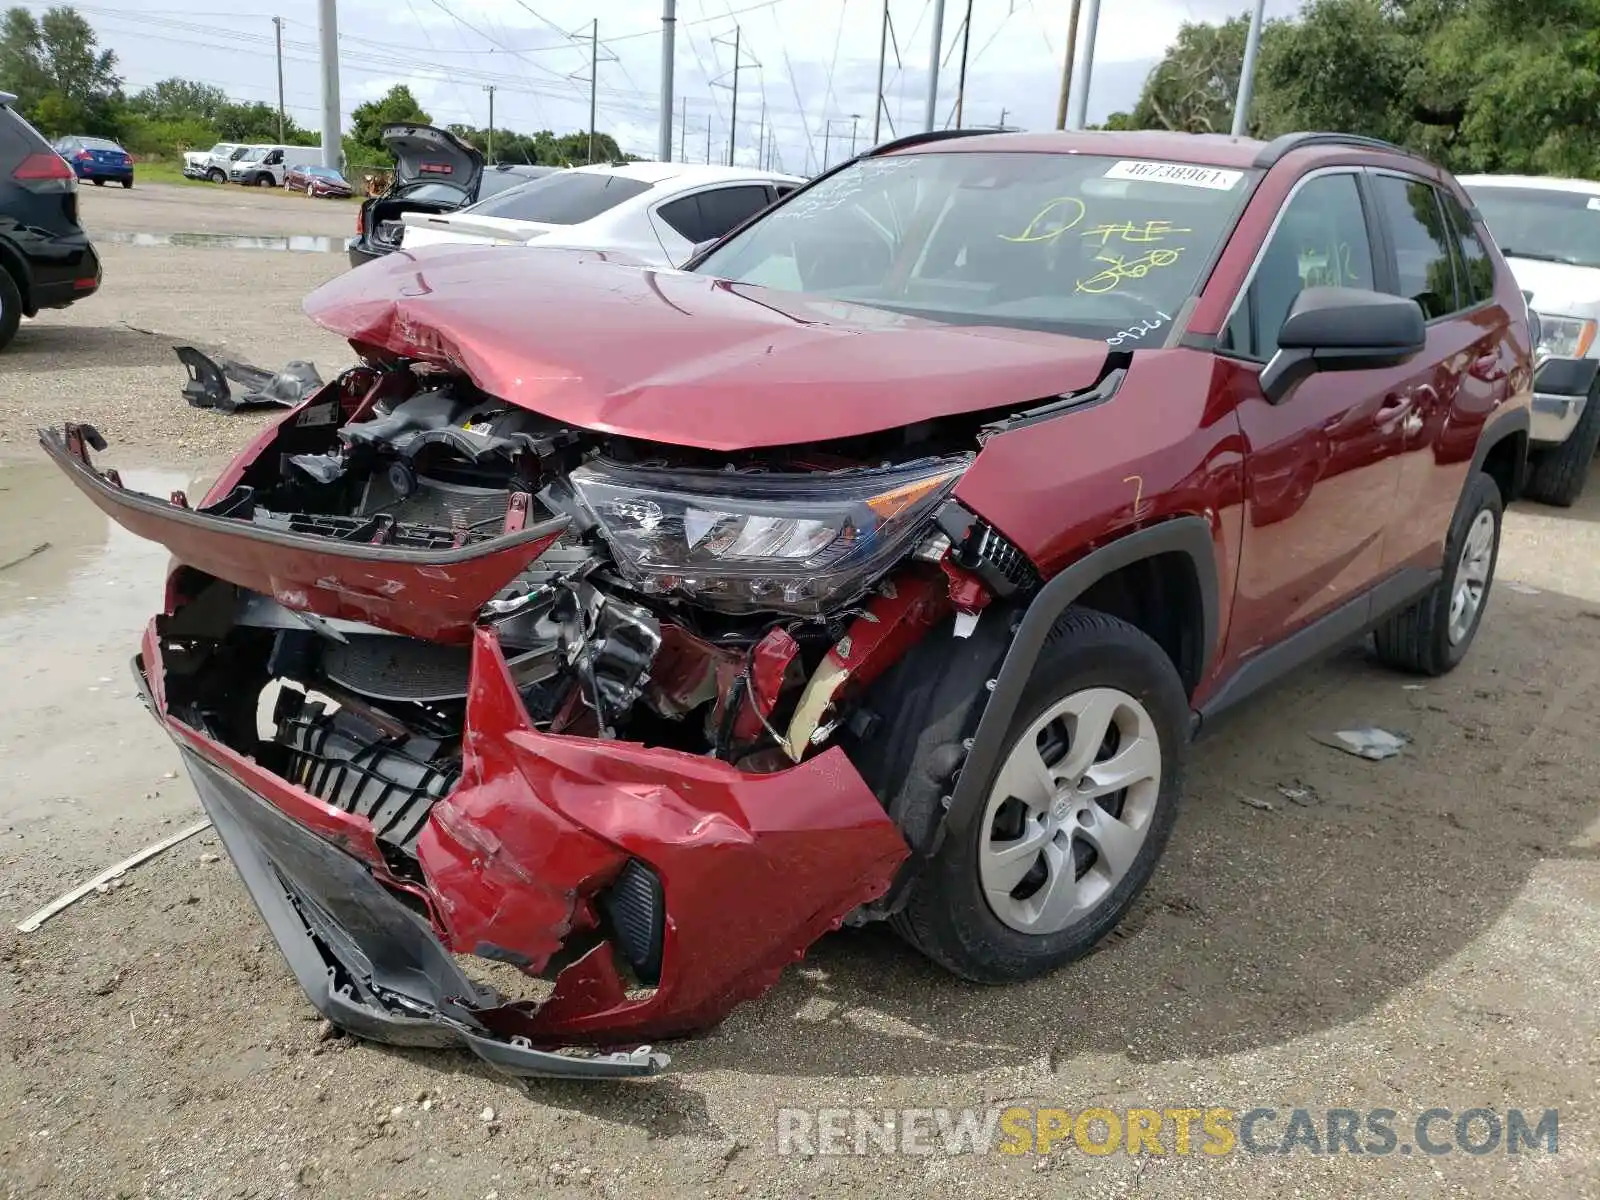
[
  {"left": 1470, "top": 403, "right": 1531, "bottom": 498},
  {"left": 943, "top": 515, "right": 1218, "bottom": 843}
]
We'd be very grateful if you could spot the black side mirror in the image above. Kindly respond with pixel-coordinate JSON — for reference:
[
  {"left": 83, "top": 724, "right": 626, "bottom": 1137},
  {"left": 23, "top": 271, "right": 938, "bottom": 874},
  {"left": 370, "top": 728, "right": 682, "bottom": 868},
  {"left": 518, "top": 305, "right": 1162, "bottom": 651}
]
[{"left": 1260, "top": 287, "right": 1427, "bottom": 404}]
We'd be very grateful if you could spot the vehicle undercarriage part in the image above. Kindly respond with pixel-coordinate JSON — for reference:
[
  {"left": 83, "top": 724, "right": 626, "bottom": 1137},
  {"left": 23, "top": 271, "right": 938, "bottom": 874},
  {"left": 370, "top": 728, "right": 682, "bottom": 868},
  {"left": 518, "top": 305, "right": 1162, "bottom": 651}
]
[{"left": 175, "top": 346, "right": 324, "bottom": 413}]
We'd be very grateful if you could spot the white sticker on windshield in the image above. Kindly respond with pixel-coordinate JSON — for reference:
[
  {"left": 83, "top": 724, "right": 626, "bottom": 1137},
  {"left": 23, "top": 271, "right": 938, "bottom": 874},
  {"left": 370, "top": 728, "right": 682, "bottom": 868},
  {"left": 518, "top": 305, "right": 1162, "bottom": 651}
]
[{"left": 1103, "top": 160, "right": 1244, "bottom": 190}]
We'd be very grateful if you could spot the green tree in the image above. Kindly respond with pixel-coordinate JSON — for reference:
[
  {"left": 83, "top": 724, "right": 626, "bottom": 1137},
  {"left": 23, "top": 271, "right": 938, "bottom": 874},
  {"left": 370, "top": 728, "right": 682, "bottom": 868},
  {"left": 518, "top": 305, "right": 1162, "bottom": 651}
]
[
  {"left": 0, "top": 5, "right": 122, "bottom": 135},
  {"left": 1128, "top": 15, "right": 1278, "bottom": 135},
  {"left": 128, "top": 77, "right": 227, "bottom": 124},
  {"left": 348, "top": 84, "right": 430, "bottom": 161}
]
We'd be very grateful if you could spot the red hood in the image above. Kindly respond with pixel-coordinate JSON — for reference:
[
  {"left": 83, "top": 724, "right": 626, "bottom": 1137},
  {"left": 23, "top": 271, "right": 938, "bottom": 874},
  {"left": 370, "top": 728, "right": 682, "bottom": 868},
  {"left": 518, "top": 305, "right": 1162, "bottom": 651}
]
[{"left": 305, "top": 245, "right": 1111, "bottom": 450}]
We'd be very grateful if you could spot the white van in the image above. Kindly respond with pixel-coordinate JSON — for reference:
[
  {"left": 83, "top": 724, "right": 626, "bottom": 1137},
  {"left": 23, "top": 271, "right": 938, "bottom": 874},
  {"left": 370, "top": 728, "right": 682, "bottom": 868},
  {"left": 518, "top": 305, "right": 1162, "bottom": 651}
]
[
  {"left": 183, "top": 142, "right": 248, "bottom": 183},
  {"left": 227, "top": 145, "right": 312, "bottom": 188}
]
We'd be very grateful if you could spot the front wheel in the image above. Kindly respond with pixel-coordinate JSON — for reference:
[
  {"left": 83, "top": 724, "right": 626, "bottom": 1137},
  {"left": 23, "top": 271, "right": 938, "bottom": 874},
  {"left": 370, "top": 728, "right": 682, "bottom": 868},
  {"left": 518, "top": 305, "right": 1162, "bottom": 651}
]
[
  {"left": 207, "top": 169, "right": 226, "bottom": 183},
  {"left": 893, "top": 607, "right": 1188, "bottom": 983},
  {"left": 1525, "top": 387, "right": 1600, "bottom": 507},
  {"left": 1373, "top": 471, "right": 1502, "bottom": 675}
]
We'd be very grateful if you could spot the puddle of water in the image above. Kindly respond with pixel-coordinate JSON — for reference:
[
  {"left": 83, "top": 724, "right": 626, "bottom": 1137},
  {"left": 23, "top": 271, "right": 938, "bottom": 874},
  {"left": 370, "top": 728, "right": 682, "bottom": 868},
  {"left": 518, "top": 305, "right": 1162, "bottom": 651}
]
[{"left": 98, "top": 231, "right": 346, "bottom": 253}]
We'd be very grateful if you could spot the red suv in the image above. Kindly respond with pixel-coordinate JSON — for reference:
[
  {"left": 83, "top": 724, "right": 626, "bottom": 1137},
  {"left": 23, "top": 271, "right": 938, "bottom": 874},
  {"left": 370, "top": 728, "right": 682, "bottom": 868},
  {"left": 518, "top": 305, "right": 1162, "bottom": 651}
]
[{"left": 43, "top": 129, "right": 1532, "bottom": 1079}]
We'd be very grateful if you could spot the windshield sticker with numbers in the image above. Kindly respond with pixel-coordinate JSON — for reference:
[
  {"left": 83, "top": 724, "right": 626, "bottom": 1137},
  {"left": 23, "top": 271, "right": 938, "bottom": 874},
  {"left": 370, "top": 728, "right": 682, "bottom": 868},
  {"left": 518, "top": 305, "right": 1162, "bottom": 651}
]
[{"left": 1103, "top": 161, "right": 1244, "bottom": 190}]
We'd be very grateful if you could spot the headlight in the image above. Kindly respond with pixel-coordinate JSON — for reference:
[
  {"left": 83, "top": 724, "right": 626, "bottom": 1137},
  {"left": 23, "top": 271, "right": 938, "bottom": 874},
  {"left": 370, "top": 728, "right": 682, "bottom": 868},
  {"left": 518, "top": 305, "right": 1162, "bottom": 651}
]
[
  {"left": 1534, "top": 312, "right": 1597, "bottom": 361},
  {"left": 569, "top": 455, "right": 970, "bottom": 615}
]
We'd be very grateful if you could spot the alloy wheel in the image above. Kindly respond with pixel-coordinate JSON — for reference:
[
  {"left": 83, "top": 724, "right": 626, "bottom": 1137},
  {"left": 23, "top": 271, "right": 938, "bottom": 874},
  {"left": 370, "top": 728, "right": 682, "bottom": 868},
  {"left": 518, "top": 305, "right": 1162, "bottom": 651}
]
[
  {"left": 1448, "top": 509, "right": 1496, "bottom": 645},
  {"left": 978, "top": 687, "right": 1162, "bottom": 935}
]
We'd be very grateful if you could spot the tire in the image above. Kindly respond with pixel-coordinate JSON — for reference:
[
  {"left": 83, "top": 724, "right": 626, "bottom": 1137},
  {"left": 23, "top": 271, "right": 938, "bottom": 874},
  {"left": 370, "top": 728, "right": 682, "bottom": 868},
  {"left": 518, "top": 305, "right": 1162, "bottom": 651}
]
[
  {"left": 121, "top": 179, "right": 132, "bottom": 189},
  {"left": 1372, "top": 471, "right": 1502, "bottom": 676},
  {"left": 91, "top": 178, "right": 104, "bottom": 186},
  {"left": 1524, "top": 387, "right": 1600, "bottom": 507},
  {"left": 893, "top": 607, "right": 1189, "bottom": 983},
  {"left": 207, "top": 169, "right": 226, "bottom": 184},
  {"left": 256, "top": 174, "right": 273, "bottom": 188},
  {"left": 0, "top": 265, "right": 22, "bottom": 353}
]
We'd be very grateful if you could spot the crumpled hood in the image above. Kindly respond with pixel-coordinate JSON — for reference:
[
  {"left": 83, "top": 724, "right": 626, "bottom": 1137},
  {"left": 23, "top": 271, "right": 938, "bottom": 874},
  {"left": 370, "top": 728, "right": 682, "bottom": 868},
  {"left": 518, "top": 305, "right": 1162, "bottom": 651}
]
[{"left": 304, "top": 244, "right": 1111, "bottom": 450}]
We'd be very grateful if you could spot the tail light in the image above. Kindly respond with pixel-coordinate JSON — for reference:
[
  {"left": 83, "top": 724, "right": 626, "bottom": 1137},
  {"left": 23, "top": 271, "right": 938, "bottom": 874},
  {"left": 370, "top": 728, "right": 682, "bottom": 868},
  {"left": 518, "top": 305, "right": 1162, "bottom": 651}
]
[
  {"left": 74, "top": 150, "right": 92, "bottom": 161},
  {"left": 13, "top": 152, "right": 76, "bottom": 193}
]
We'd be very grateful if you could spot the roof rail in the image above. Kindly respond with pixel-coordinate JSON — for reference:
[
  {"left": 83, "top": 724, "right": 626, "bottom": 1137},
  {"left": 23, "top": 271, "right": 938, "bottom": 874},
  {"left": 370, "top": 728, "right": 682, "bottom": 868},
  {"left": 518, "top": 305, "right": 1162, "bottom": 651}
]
[
  {"left": 866, "top": 127, "right": 1009, "bottom": 157},
  {"left": 1253, "top": 132, "right": 1412, "bottom": 168},
  {"left": 0, "top": 91, "right": 16, "bottom": 106}
]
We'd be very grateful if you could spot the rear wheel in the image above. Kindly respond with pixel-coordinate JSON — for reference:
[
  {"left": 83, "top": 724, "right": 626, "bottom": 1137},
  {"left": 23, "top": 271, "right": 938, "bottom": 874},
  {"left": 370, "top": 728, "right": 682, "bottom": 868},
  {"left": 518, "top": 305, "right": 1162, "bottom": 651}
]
[
  {"left": 0, "top": 266, "right": 23, "bottom": 352},
  {"left": 1373, "top": 470, "right": 1502, "bottom": 675},
  {"left": 894, "top": 607, "right": 1188, "bottom": 983},
  {"left": 91, "top": 178, "right": 104, "bottom": 186},
  {"left": 121, "top": 178, "right": 132, "bottom": 189}
]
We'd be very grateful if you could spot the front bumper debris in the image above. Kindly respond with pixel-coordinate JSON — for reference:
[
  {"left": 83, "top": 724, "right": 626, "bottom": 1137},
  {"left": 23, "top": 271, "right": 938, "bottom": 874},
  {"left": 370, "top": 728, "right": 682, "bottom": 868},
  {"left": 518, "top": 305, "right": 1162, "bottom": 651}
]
[{"left": 130, "top": 618, "right": 907, "bottom": 1072}]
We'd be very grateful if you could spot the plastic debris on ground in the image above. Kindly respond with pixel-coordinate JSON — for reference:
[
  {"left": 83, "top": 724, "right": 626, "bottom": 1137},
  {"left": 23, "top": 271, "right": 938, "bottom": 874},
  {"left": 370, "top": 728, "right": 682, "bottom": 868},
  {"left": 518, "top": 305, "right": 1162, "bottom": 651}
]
[{"left": 1312, "top": 727, "right": 1408, "bottom": 761}]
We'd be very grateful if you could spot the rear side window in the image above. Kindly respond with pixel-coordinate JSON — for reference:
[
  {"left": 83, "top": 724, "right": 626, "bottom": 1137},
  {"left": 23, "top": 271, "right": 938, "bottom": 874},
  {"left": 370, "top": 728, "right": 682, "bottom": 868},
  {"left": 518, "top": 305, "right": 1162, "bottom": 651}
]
[
  {"left": 467, "top": 171, "right": 650, "bottom": 225},
  {"left": 1223, "top": 172, "right": 1375, "bottom": 361},
  {"left": 1372, "top": 175, "right": 1457, "bottom": 320},
  {"left": 1441, "top": 191, "right": 1494, "bottom": 306},
  {"left": 660, "top": 186, "right": 777, "bottom": 244},
  {"left": 476, "top": 168, "right": 548, "bottom": 201}
]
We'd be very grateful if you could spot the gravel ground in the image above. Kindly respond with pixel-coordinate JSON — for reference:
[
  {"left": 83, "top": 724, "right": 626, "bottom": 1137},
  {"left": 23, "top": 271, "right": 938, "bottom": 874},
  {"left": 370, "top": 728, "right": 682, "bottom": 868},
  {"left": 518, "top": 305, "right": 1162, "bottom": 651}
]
[{"left": 1, "top": 184, "right": 1598, "bottom": 1200}]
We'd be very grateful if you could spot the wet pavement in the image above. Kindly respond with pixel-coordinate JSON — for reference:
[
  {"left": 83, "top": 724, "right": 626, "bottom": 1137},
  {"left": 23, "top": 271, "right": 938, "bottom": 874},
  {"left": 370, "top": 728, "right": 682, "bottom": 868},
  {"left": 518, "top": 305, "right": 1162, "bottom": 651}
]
[{"left": 95, "top": 231, "right": 345, "bottom": 254}]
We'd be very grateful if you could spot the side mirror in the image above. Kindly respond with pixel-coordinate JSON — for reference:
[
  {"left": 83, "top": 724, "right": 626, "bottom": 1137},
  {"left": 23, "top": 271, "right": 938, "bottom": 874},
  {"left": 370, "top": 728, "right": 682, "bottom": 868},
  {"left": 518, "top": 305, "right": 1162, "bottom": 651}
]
[{"left": 1259, "top": 287, "right": 1427, "bottom": 404}]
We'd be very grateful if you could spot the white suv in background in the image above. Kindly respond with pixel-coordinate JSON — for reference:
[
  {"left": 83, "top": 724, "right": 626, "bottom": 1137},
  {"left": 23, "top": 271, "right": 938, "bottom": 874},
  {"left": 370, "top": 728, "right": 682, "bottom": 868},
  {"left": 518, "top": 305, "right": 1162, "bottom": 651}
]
[
  {"left": 183, "top": 142, "right": 247, "bottom": 183},
  {"left": 1461, "top": 174, "right": 1600, "bottom": 505}
]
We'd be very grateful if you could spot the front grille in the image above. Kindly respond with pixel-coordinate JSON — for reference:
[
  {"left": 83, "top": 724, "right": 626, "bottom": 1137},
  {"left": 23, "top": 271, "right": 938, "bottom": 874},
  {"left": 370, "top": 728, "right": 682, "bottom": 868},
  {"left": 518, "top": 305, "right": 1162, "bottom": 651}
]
[{"left": 276, "top": 700, "right": 458, "bottom": 857}]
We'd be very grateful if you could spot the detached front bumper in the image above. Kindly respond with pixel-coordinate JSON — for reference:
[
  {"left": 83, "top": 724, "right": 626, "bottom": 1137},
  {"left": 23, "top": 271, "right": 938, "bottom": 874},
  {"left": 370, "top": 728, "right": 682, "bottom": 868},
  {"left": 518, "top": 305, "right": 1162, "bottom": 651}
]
[{"left": 1531, "top": 356, "right": 1600, "bottom": 446}]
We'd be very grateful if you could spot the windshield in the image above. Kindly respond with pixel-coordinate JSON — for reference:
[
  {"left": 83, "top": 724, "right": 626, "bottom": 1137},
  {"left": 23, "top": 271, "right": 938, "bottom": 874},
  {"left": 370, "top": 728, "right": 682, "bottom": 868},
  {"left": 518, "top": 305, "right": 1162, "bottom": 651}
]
[
  {"left": 305, "top": 166, "right": 343, "bottom": 180},
  {"left": 1466, "top": 185, "right": 1600, "bottom": 270},
  {"left": 239, "top": 148, "right": 266, "bottom": 162},
  {"left": 80, "top": 137, "right": 120, "bottom": 151},
  {"left": 694, "top": 151, "right": 1255, "bottom": 335},
  {"left": 464, "top": 170, "right": 651, "bottom": 224}
]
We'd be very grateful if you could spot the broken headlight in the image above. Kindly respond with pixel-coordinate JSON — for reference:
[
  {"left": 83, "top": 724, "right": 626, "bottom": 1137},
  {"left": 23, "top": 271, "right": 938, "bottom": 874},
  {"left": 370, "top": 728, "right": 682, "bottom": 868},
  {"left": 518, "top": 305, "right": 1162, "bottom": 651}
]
[{"left": 570, "top": 455, "right": 970, "bottom": 615}]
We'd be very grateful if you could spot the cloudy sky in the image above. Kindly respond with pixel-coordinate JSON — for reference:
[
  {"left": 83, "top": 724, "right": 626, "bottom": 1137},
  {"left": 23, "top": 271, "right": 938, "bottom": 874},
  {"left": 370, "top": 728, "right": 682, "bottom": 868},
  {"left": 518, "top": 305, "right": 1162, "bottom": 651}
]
[{"left": 28, "top": 0, "right": 1304, "bottom": 171}]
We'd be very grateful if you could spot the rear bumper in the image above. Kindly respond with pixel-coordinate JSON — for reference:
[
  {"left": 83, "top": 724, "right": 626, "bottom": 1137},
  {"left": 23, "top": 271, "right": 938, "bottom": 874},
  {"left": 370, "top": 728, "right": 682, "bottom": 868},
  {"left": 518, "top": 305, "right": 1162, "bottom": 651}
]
[
  {"left": 347, "top": 238, "right": 387, "bottom": 268},
  {"left": 25, "top": 238, "right": 100, "bottom": 311},
  {"left": 74, "top": 163, "right": 133, "bottom": 181}
]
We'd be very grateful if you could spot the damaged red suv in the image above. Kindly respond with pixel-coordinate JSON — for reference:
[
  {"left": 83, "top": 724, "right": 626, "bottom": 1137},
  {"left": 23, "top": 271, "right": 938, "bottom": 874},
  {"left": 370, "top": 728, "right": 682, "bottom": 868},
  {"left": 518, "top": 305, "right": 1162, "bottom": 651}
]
[{"left": 44, "top": 129, "right": 1532, "bottom": 1078}]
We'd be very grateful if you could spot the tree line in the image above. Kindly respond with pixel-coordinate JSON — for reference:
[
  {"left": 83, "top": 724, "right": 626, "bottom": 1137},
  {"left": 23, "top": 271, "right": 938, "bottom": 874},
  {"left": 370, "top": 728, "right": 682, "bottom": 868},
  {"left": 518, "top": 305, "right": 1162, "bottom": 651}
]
[
  {"left": 0, "top": 6, "right": 625, "bottom": 168},
  {"left": 1105, "top": 0, "right": 1600, "bottom": 180}
]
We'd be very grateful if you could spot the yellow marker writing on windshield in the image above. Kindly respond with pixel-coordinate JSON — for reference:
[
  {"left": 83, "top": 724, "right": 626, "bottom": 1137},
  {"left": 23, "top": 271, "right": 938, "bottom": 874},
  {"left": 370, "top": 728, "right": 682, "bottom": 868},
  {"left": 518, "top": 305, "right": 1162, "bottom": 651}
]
[
  {"left": 1075, "top": 247, "right": 1186, "bottom": 294},
  {"left": 1081, "top": 219, "right": 1192, "bottom": 246},
  {"left": 999, "top": 196, "right": 1087, "bottom": 243}
]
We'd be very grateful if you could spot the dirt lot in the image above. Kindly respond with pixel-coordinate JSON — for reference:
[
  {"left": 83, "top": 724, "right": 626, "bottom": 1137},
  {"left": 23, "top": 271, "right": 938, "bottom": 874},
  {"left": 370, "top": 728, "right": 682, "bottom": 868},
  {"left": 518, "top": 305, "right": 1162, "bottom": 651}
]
[{"left": 2, "top": 183, "right": 1598, "bottom": 1200}]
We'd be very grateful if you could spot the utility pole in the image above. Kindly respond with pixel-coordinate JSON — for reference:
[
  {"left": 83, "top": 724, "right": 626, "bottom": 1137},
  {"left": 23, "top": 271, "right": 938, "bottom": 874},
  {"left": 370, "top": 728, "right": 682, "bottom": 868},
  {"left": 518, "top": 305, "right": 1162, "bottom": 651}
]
[
  {"left": 872, "top": 0, "right": 890, "bottom": 145},
  {"left": 271, "top": 16, "right": 285, "bottom": 143},
  {"left": 756, "top": 98, "right": 767, "bottom": 168},
  {"left": 1232, "top": 0, "right": 1267, "bottom": 137},
  {"left": 728, "top": 24, "right": 740, "bottom": 166},
  {"left": 999, "top": 106, "right": 1008, "bottom": 127},
  {"left": 822, "top": 121, "right": 831, "bottom": 171},
  {"left": 849, "top": 112, "right": 859, "bottom": 157},
  {"left": 1054, "top": 0, "right": 1081, "bottom": 130},
  {"left": 711, "top": 26, "right": 754, "bottom": 167},
  {"left": 679, "top": 95, "right": 687, "bottom": 162},
  {"left": 923, "top": 0, "right": 945, "bottom": 131},
  {"left": 1067, "top": 0, "right": 1100, "bottom": 130},
  {"left": 316, "top": 0, "right": 340, "bottom": 170},
  {"left": 482, "top": 85, "right": 495, "bottom": 162},
  {"left": 659, "top": 0, "right": 676, "bottom": 162},
  {"left": 588, "top": 18, "right": 599, "bottom": 163},
  {"left": 953, "top": 0, "right": 973, "bottom": 128},
  {"left": 706, "top": 119, "right": 712, "bottom": 164}
]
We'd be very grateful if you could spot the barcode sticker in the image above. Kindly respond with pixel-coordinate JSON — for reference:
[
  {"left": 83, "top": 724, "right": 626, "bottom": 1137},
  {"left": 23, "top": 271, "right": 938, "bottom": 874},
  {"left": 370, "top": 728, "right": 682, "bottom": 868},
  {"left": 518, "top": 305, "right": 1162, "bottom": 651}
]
[{"left": 1103, "top": 160, "right": 1244, "bottom": 190}]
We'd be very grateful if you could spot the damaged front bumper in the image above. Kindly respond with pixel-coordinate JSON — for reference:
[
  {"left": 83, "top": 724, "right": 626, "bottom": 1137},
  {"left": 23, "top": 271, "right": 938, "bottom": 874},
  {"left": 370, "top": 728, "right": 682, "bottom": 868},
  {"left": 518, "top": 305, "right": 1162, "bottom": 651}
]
[{"left": 128, "top": 625, "right": 906, "bottom": 1076}]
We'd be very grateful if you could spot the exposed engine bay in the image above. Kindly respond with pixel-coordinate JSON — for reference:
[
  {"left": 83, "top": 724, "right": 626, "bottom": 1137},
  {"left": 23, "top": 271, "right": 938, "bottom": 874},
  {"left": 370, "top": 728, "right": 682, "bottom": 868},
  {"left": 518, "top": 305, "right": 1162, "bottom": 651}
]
[{"left": 130, "top": 362, "right": 1038, "bottom": 890}]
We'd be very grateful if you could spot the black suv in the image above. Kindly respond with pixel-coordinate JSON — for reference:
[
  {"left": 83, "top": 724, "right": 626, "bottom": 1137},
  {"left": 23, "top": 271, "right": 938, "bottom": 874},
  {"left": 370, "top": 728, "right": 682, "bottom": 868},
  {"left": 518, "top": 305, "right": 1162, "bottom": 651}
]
[{"left": 0, "top": 91, "right": 101, "bottom": 351}]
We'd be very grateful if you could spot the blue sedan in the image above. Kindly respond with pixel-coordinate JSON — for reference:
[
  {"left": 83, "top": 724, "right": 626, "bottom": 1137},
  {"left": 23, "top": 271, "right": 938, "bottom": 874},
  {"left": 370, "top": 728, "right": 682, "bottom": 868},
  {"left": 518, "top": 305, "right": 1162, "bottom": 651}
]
[{"left": 53, "top": 136, "right": 134, "bottom": 187}]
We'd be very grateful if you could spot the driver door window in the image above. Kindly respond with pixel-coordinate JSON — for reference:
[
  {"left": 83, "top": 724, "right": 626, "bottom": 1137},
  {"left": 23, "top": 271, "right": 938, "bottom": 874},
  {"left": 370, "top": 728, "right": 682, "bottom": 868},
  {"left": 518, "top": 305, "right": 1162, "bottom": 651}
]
[{"left": 1224, "top": 173, "right": 1375, "bottom": 361}]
